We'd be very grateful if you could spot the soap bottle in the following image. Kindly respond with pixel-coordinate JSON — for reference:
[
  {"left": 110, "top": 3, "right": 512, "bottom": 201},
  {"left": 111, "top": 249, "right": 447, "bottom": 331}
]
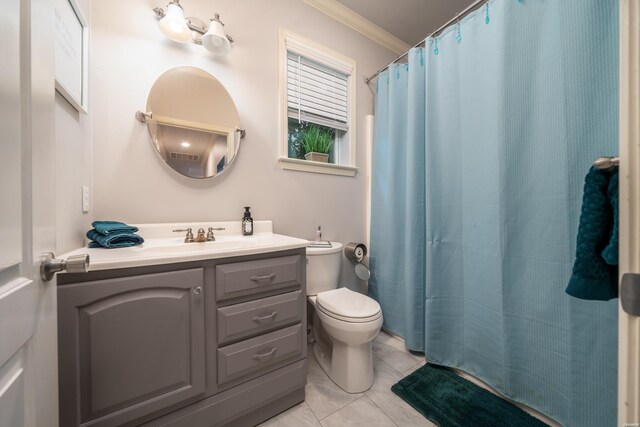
[
  {"left": 315, "top": 226, "right": 322, "bottom": 242},
  {"left": 242, "top": 207, "right": 253, "bottom": 236}
]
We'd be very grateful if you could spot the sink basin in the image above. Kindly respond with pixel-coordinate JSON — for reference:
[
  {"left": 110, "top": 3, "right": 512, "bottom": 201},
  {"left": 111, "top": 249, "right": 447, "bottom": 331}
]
[{"left": 134, "top": 239, "right": 258, "bottom": 255}]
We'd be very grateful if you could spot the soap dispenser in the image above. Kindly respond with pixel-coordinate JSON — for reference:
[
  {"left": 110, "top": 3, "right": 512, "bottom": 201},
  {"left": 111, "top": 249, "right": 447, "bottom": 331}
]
[{"left": 242, "top": 206, "right": 253, "bottom": 236}]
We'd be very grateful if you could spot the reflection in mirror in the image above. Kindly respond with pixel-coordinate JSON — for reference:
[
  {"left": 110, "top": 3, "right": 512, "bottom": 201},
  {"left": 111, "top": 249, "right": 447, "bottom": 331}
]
[{"left": 143, "top": 66, "right": 243, "bottom": 179}]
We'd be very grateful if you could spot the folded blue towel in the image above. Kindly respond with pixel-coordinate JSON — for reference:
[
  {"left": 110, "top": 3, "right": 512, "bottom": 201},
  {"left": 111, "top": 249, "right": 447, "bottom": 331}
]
[
  {"left": 91, "top": 221, "right": 138, "bottom": 236},
  {"left": 566, "top": 167, "right": 618, "bottom": 301},
  {"left": 87, "top": 229, "right": 144, "bottom": 249}
]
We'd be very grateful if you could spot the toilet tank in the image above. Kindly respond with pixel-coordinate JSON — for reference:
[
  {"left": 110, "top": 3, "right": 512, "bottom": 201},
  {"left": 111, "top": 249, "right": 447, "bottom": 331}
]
[{"left": 306, "top": 242, "right": 343, "bottom": 296}]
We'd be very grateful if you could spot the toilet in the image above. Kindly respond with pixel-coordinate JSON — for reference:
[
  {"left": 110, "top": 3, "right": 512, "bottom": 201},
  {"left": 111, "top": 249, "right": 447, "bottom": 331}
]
[{"left": 306, "top": 242, "right": 383, "bottom": 393}]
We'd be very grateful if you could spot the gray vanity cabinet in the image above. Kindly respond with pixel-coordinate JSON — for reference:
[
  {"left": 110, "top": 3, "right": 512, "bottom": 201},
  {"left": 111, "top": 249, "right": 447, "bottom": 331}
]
[
  {"left": 57, "top": 268, "right": 206, "bottom": 427},
  {"left": 58, "top": 248, "right": 307, "bottom": 427}
]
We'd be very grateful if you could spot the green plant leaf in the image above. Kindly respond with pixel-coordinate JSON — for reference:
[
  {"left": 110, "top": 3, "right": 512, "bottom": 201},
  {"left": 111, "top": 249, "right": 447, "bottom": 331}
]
[{"left": 301, "top": 125, "right": 335, "bottom": 154}]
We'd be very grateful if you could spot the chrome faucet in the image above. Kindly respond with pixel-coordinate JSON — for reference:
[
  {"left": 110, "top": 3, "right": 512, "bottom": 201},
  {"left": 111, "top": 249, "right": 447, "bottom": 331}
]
[
  {"left": 174, "top": 227, "right": 225, "bottom": 243},
  {"left": 195, "top": 228, "right": 208, "bottom": 242}
]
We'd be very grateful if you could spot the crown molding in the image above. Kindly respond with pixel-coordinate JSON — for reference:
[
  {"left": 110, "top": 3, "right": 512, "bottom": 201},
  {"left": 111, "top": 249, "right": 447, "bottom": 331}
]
[{"left": 300, "top": 0, "right": 410, "bottom": 54}]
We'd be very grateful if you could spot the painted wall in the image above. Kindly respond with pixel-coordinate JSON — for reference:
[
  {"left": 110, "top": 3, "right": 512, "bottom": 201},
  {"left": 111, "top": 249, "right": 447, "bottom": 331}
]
[
  {"left": 55, "top": 0, "right": 93, "bottom": 254},
  {"left": 90, "top": 0, "right": 395, "bottom": 289}
]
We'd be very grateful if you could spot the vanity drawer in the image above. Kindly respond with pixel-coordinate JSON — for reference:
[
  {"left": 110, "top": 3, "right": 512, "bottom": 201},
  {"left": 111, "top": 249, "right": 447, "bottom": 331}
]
[
  {"left": 217, "top": 290, "right": 303, "bottom": 345},
  {"left": 217, "top": 324, "right": 303, "bottom": 384},
  {"left": 215, "top": 255, "right": 302, "bottom": 301}
]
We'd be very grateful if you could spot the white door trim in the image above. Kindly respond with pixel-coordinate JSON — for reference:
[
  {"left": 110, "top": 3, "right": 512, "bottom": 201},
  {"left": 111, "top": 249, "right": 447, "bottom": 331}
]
[{"left": 619, "top": 0, "right": 640, "bottom": 423}]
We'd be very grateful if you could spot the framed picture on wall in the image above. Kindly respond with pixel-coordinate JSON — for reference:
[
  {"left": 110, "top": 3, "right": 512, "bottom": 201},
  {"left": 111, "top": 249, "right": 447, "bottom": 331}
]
[{"left": 54, "top": 0, "right": 88, "bottom": 113}]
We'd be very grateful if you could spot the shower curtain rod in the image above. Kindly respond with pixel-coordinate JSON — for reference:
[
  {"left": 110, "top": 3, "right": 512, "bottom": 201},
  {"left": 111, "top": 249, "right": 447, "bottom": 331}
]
[{"left": 364, "top": 0, "right": 487, "bottom": 84}]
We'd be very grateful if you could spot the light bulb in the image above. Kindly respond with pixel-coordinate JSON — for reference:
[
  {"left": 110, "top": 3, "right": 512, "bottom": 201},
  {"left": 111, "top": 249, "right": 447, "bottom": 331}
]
[
  {"left": 169, "top": 21, "right": 185, "bottom": 34},
  {"left": 210, "top": 36, "right": 223, "bottom": 47},
  {"left": 159, "top": 2, "right": 191, "bottom": 43},
  {"left": 202, "top": 17, "right": 231, "bottom": 54}
]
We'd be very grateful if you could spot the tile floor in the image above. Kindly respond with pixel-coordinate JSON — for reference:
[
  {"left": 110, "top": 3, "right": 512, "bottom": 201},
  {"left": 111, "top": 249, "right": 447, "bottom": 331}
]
[{"left": 259, "top": 331, "right": 435, "bottom": 427}]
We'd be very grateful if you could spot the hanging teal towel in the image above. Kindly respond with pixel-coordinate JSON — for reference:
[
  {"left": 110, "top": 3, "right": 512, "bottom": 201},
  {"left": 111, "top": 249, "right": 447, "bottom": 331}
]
[
  {"left": 566, "top": 167, "right": 618, "bottom": 301},
  {"left": 91, "top": 221, "right": 139, "bottom": 235},
  {"left": 87, "top": 229, "right": 144, "bottom": 249},
  {"left": 601, "top": 169, "right": 619, "bottom": 265}
]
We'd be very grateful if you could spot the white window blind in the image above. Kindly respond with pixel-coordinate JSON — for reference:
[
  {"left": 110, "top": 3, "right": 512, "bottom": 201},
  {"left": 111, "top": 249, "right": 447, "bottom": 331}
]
[{"left": 287, "top": 52, "right": 349, "bottom": 131}]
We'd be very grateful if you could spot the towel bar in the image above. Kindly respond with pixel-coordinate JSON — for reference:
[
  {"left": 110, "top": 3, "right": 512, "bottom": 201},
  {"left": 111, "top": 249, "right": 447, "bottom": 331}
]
[
  {"left": 135, "top": 111, "right": 153, "bottom": 123},
  {"left": 593, "top": 156, "right": 619, "bottom": 170}
]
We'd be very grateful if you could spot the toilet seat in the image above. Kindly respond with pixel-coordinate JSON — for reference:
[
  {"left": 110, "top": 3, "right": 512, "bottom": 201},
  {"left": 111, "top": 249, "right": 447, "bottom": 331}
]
[
  {"left": 316, "top": 288, "right": 381, "bottom": 323},
  {"left": 317, "top": 304, "right": 382, "bottom": 323}
]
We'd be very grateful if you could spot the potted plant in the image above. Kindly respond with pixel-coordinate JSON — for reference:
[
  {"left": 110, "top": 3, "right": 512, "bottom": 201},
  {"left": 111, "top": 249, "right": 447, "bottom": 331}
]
[{"left": 302, "top": 125, "right": 334, "bottom": 163}]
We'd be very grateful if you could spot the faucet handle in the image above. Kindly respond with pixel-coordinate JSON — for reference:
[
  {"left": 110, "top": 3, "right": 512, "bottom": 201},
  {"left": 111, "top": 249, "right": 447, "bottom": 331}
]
[
  {"left": 173, "top": 228, "right": 194, "bottom": 243},
  {"left": 206, "top": 227, "right": 216, "bottom": 242},
  {"left": 206, "top": 227, "right": 226, "bottom": 241}
]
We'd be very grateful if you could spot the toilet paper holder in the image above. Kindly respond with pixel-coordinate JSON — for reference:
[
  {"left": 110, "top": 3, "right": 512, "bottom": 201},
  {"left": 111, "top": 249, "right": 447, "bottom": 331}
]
[
  {"left": 344, "top": 243, "right": 370, "bottom": 280},
  {"left": 344, "top": 242, "right": 367, "bottom": 263}
]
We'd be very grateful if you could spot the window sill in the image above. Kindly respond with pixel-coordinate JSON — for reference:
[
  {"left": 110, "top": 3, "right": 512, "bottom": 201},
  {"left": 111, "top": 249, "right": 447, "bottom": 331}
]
[{"left": 278, "top": 157, "right": 358, "bottom": 177}]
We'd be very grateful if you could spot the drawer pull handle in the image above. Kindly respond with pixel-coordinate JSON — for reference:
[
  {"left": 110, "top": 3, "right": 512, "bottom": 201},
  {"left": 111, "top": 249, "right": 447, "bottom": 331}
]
[
  {"left": 252, "top": 312, "right": 278, "bottom": 323},
  {"left": 252, "top": 347, "right": 278, "bottom": 361},
  {"left": 250, "top": 273, "right": 276, "bottom": 282}
]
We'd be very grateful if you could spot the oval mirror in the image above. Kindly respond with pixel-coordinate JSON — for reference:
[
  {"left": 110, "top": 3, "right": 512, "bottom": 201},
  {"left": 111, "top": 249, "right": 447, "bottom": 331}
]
[{"left": 142, "top": 66, "right": 244, "bottom": 179}]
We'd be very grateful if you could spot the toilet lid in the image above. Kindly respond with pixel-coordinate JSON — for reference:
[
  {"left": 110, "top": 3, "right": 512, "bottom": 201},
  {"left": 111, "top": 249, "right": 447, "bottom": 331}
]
[{"left": 316, "top": 288, "right": 381, "bottom": 320}]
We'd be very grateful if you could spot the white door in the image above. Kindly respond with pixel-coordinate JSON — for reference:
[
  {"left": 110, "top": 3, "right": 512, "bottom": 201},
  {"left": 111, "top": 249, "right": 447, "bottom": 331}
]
[
  {"left": 619, "top": 0, "right": 640, "bottom": 423},
  {"left": 0, "top": 0, "right": 59, "bottom": 426}
]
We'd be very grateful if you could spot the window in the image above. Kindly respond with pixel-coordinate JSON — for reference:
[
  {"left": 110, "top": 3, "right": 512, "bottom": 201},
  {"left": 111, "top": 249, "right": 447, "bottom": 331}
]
[{"left": 279, "top": 29, "right": 357, "bottom": 176}]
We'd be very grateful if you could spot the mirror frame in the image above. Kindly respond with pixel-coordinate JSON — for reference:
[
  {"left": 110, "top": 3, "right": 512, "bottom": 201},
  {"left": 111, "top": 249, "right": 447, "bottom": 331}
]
[{"left": 136, "top": 66, "right": 245, "bottom": 180}]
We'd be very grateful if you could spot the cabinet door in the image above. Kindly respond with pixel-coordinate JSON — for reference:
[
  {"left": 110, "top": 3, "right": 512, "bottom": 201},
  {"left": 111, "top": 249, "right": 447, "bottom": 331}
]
[{"left": 58, "top": 269, "right": 205, "bottom": 427}]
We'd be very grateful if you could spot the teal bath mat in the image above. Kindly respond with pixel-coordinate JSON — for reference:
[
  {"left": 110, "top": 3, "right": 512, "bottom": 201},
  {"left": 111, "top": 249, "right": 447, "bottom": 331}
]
[{"left": 391, "top": 364, "right": 548, "bottom": 427}]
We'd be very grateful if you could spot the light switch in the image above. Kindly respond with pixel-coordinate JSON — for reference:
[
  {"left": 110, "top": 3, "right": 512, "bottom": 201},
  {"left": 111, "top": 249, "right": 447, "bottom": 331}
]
[{"left": 82, "top": 186, "right": 90, "bottom": 213}]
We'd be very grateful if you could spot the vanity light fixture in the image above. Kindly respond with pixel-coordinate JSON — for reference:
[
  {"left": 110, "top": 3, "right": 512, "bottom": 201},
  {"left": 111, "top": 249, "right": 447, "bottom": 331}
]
[
  {"left": 153, "top": 1, "right": 234, "bottom": 54},
  {"left": 202, "top": 14, "right": 232, "bottom": 54},
  {"left": 158, "top": 1, "right": 191, "bottom": 43}
]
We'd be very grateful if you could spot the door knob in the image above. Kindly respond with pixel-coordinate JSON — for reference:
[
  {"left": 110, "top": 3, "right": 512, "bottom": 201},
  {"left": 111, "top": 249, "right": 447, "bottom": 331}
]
[{"left": 40, "top": 252, "right": 90, "bottom": 281}]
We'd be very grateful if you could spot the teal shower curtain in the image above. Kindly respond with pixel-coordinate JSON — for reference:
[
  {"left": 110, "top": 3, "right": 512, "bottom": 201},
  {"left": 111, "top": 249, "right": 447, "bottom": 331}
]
[
  {"left": 370, "top": 48, "right": 426, "bottom": 352},
  {"left": 371, "top": 0, "right": 619, "bottom": 425}
]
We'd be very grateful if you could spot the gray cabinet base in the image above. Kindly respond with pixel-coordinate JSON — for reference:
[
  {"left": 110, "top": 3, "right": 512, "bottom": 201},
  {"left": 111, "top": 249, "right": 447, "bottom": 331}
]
[{"left": 142, "top": 359, "right": 306, "bottom": 427}]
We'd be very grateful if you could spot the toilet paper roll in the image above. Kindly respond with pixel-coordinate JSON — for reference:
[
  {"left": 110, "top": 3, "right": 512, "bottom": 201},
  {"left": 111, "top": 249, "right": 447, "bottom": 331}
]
[{"left": 344, "top": 242, "right": 367, "bottom": 263}]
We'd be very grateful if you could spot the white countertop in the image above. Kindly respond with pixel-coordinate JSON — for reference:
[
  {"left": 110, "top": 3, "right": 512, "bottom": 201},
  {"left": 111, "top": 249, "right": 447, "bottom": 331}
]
[{"left": 61, "top": 221, "right": 310, "bottom": 271}]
